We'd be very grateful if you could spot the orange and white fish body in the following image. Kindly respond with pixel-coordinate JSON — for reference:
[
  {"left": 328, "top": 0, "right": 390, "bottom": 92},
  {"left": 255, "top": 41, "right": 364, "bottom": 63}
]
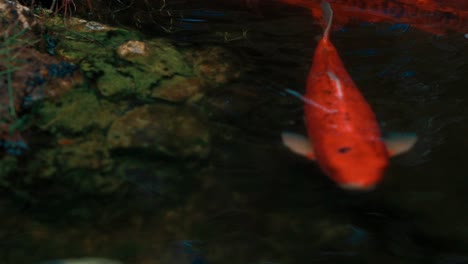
[{"left": 282, "top": 1, "right": 417, "bottom": 190}]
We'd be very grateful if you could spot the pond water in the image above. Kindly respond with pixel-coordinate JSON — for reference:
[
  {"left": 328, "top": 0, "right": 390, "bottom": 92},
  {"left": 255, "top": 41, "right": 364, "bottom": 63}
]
[{"left": 2, "top": 0, "right": 468, "bottom": 263}]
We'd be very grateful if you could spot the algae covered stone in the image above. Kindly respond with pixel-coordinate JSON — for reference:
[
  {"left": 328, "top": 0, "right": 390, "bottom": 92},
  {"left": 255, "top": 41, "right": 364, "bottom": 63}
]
[
  {"left": 185, "top": 46, "right": 243, "bottom": 87},
  {"left": 92, "top": 39, "right": 193, "bottom": 98},
  {"left": 54, "top": 138, "right": 113, "bottom": 172},
  {"left": 150, "top": 76, "right": 205, "bottom": 102},
  {"left": 116, "top": 40, "right": 146, "bottom": 57},
  {"left": 37, "top": 88, "right": 120, "bottom": 133},
  {"left": 107, "top": 105, "right": 210, "bottom": 158},
  {"left": 117, "top": 39, "right": 191, "bottom": 77}
]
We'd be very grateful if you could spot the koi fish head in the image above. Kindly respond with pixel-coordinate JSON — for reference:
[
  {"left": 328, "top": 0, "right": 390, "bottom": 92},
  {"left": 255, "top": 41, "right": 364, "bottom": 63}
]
[{"left": 320, "top": 142, "right": 389, "bottom": 191}]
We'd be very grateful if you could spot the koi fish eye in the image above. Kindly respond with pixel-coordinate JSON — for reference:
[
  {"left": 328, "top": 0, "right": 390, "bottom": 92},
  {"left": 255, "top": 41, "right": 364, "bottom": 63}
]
[{"left": 338, "top": 147, "right": 351, "bottom": 153}]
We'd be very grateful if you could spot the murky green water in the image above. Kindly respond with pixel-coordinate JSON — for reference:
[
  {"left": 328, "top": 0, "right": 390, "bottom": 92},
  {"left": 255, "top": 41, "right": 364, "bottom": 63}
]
[{"left": 1, "top": 1, "right": 468, "bottom": 263}]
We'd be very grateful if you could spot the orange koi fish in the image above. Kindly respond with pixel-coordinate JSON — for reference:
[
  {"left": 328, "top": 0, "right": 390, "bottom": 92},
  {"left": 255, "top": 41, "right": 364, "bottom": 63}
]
[
  {"left": 277, "top": 0, "right": 468, "bottom": 35},
  {"left": 282, "top": 1, "right": 417, "bottom": 190}
]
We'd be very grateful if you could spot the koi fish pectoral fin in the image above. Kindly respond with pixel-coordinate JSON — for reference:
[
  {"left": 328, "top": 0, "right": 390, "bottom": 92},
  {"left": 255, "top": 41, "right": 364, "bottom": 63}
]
[
  {"left": 383, "top": 132, "right": 418, "bottom": 157},
  {"left": 281, "top": 132, "right": 316, "bottom": 160}
]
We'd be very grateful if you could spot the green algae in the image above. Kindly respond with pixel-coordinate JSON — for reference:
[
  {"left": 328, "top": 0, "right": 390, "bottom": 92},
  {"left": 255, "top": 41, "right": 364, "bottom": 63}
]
[
  {"left": 97, "top": 39, "right": 193, "bottom": 98},
  {"left": 42, "top": 15, "right": 195, "bottom": 99},
  {"left": 121, "top": 39, "right": 192, "bottom": 77},
  {"left": 43, "top": 16, "right": 142, "bottom": 60},
  {"left": 36, "top": 88, "right": 120, "bottom": 133}
]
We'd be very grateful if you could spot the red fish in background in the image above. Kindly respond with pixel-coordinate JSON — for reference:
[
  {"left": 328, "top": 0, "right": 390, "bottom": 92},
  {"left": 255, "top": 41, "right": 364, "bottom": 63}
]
[
  {"left": 274, "top": 0, "right": 468, "bottom": 35},
  {"left": 282, "top": 1, "right": 417, "bottom": 190}
]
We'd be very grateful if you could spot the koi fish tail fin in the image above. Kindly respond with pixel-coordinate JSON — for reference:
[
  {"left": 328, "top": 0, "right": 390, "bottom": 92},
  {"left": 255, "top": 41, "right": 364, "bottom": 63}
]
[{"left": 321, "top": 0, "right": 333, "bottom": 41}]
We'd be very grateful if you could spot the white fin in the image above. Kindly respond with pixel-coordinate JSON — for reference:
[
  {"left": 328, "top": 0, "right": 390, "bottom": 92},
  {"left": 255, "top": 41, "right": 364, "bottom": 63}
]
[
  {"left": 383, "top": 132, "right": 418, "bottom": 156},
  {"left": 281, "top": 132, "right": 315, "bottom": 159},
  {"left": 321, "top": 0, "right": 333, "bottom": 41}
]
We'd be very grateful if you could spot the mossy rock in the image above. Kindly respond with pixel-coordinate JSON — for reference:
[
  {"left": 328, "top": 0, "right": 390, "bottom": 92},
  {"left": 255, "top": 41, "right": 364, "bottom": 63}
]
[
  {"left": 80, "top": 39, "right": 194, "bottom": 98},
  {"left": 107, "top": 104, "right": 210, "bottom": 158},
  {"left": 185, "top": 46, "right": 243, "bottom": 87},
  {"left": 43, "top": 15, "right": 142, "bottom": 62},
  {"left": 150, "top": 76, "right": 205, "bottom": 102},
  {"left": 36, "top": 88, "right": 121, "bottom": 133},
  {"left": 27, "top": 133, "right": 121, "bottom": 194}
]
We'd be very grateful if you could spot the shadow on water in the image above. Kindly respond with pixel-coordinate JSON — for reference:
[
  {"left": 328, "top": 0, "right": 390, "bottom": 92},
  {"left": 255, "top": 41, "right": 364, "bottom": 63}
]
[{"left": 3, "top": 0, "right": 468, "bottom": 263}]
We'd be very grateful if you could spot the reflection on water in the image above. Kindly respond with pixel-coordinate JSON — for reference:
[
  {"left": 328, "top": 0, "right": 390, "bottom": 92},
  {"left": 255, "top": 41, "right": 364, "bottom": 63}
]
[{"left": 2, "top": 0, "right": 468, "bottom": 263}]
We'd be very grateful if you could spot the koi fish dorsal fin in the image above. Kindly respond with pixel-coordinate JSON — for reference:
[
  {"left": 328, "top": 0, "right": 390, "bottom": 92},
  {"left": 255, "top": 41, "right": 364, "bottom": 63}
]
[
  {"left": 321, "top": 1, "right": 333, "bottom": 41},
  {"left": 281, "top": 132, "right": 316, "bottom": 160},
  {"left": 383, "top": 132, "right": 418, "bottom": 156}
]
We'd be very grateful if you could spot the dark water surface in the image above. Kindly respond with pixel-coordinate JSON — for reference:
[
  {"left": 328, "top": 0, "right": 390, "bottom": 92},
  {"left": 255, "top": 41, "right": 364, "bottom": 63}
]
[{"left": 3, "top": 1, "right": 468, "bottom": 263}]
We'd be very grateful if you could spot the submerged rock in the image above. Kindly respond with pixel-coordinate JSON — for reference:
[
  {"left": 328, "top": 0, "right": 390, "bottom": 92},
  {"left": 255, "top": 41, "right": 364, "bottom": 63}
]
[
  {"left": 54, "top": 137, "right": 113, "bottom": 172},
  {"left": 27, "top": 132, "right": 121, "bottom": 194},
  {"left": 77, "top": 36, "right": 195, "bottom": 98},
  {"left": 104, "top": 38, "right": 193, "bottom": 98},
  {"left": 37, "top": 89, "right": 120, "bottom": 133},
  {"left": 116, "top": 40, "right": 146, "bottom": 57},
  {"left": 107, "top": 105, "right": 210, "bottom": 158},
  {"left": 151, "top": 76, "right": 205, "bottom": 102},
  {"left": 38, "top": 11, "right": 243, "bottom": 102},
  {"left": 185, "top": 46, "right": 243, "bottom": 87}
]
